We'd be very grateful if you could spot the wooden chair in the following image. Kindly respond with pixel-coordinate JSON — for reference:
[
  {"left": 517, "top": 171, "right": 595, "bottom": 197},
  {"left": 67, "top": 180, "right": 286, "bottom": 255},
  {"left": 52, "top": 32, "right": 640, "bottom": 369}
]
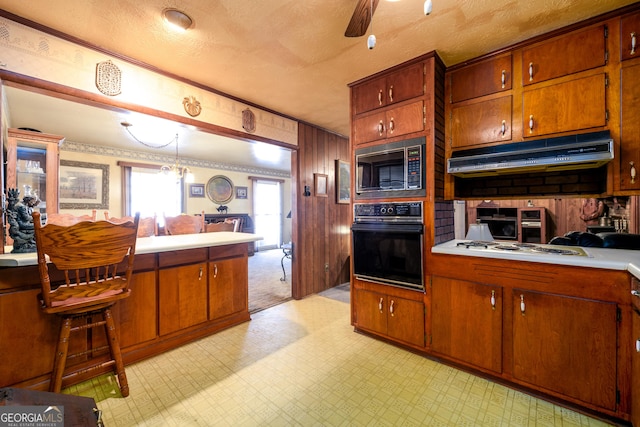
[
  {"left": 32, "top": 211, "right": 139, "bottom": 397},
  {"left": 205, "top": 221, "right": 235, "bottom": 232},
  {"left": 164, "top": 211, "right": 205, "bottom": 235},
  {"left": 45, "top": 209, "right": 97, "bottom": 226},
  {"left": 104, "top": 212, "right": 158, "bottom": 237}
]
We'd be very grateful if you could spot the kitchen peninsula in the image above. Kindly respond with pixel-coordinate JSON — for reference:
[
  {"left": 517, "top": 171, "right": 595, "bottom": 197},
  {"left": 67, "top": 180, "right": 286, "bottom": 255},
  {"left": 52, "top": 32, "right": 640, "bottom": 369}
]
[{"left": 0, "top": 231, "right": 262, "bottom": 391}]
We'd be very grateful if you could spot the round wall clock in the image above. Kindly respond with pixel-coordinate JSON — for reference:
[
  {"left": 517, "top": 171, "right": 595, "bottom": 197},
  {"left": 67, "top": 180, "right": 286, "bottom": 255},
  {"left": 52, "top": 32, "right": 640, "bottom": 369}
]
[{"left": 206, "top": 175, "right": 234, "bottom": 204}]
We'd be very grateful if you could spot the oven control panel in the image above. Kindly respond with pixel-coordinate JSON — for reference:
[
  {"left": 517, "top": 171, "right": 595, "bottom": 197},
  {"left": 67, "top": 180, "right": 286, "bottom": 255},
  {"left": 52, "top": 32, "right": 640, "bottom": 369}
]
[{"left": 354, "top": 201, "right": 422, "bottom": 221}]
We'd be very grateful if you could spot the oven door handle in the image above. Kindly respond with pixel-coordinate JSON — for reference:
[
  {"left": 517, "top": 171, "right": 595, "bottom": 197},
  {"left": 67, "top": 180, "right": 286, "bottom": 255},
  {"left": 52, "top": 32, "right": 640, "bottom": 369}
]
[{"left": 351, "top": 222, "right": 423, "bottom": 234}]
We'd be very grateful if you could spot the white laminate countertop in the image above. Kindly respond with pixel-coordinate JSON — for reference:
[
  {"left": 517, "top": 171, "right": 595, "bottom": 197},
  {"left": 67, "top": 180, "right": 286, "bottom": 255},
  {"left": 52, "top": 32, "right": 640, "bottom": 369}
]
[
  {"left": 0, "top": 232, "right": 263, "bottom": 267},
  {"left": 432, "top": 240, "right": 640, "bottom": 280}
]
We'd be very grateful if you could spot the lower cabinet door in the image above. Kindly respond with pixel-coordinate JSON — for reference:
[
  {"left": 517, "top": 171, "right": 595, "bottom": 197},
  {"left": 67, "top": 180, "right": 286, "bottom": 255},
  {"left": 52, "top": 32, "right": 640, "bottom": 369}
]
[
  {"left": 159, "top": 262, "right": 208, "bottom": 335},
  {"left": 632, "top": 308, "right": 640, "bottom": 427},
  {"left": 118, "top": 270, "right": 157, "bottom": 347},
  {"left": 431, "top": 276, "right": 503, "bottom": 373},
  {"left": 209, "top": 257, "right": 248, "bottom": 320},
  {"left": 386, "top": 295, "right": 425, "bottom": 347},
  {"left": 512, "top": 290, "right": 617, "bottom": 410},
  {"left": 354, "top": 289, "right": 387, "bottom": 336}
]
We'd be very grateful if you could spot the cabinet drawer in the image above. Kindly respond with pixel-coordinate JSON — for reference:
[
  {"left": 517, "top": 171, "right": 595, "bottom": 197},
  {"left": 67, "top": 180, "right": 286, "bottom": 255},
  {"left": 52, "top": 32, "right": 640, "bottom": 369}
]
[
  {"left": 449, "top": 53, "right": 512, "bottom": 103},
  {"left": 451, "top": 95, "right": 512, "bottom": 149},
  {"left": 621, "top": 12, "right": 640, "bottom": 61},
  {"left": 522, "top": 25, "right": 606, "bottom": 85},
  {"left": 522, "top": 73, "right": 606, "bottom": 138},
  {"left": 158, "top": 247, "right": 208, "bottom": 268}
]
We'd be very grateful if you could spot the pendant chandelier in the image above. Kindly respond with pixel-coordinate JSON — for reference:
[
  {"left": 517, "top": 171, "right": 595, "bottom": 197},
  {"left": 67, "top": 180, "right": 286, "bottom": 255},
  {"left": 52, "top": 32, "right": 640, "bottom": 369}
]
[{"left": 160, "top": 134, "right": 194, "bottom": 183}]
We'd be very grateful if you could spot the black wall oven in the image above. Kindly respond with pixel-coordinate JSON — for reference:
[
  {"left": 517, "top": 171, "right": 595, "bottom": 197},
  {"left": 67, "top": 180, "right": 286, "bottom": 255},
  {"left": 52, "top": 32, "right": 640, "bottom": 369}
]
[{"left": 352, "top": 202, "right": 424, "bottom": 291}]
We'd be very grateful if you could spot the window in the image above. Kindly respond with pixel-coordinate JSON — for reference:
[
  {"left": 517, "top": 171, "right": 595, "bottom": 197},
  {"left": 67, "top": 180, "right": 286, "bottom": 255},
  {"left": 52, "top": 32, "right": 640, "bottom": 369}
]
[{"left": 120, "top": 162, "right": 184, "bottom": 225}]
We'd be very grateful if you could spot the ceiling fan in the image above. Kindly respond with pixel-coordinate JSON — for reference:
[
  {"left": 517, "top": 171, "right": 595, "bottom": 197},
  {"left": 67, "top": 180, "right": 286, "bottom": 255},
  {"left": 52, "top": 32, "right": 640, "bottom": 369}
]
[{"left": 344, "top": 0, "right": 379, "bottom": 37}]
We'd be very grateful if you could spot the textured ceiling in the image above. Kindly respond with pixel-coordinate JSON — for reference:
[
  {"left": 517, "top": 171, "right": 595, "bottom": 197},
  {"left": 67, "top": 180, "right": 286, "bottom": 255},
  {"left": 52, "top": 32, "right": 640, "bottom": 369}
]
[{"left": 0, "top": 0, "right": 637, "bottom": 168}]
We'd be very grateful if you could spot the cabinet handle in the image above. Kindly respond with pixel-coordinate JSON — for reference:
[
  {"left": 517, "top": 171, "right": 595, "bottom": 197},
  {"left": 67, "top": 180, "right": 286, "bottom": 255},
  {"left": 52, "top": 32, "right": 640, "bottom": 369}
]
[
  {"left": 378, "top": 297, "right": 384, "bottom": 313},
  {"left": 388, "top": 85, "right": 394, "bottom": 103},
  {"left": 632, "top": 290, "right": 640, "bottom": 297},
  {"left": 636, "top": 339, "right": 640, "bottom": 353},
  {"left": 500, "top": 120, "right": 506, "bottom": 136},
  {"left": 199, "top": 266, "right": 203, "bottom": 280},
  {"left": 632, "top": 32, "right": 637, "bottom": 55},
  {"left": 378, "top": 89, "right": 383, "bottom": 106},
  {"left": 520, "top": 294, "right": 526, "bottom": 315},
  {"left": 528, "top": 62, "right": 534, "bottom": 81},
  {"left": 490, "top": 290, "right": 496, "bottom": 310},
  {"left": 378, "top": 120, "right": 385, "bottom": 136},
  {"left": 389, "top": 299, "right": 395, "bottom": 317},
  {"left": 213, "top": 264, "right": 218, "bottom": 278},
  {"left": 501, "top": 70, "right": 506, "bottom": 88},
  {"left": 630, "top": 161, "right": 637, "bottom": 184},
  {"left": 528, "top": 115, "right": 534, "bottom": 133},
  {"left": 388, "top": 118, "right": 395, "bottom": 134}
]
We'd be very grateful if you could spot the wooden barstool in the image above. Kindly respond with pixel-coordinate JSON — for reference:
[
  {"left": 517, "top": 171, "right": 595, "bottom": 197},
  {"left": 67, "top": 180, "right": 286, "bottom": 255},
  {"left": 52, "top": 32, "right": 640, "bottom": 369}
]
[{"left": 32, "top": 211, "right": 139, "bottom": 396}]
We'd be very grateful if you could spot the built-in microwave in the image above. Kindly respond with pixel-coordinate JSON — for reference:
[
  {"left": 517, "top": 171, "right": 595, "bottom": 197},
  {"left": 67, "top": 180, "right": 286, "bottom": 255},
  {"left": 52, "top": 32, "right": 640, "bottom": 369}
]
[{"left": 355, "top": 137, "right": 426, "bottom": 199}]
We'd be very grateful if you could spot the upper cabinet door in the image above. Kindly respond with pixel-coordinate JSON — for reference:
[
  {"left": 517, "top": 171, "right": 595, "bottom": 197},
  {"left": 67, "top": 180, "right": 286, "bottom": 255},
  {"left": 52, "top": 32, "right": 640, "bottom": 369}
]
[
  {"left": 621, "top": 12, "right": 640, "bottom": 61},
  {"left": 352, "top": 63, "right": 424, "bottom": 115},
  {"left": 449, "top": 53, "right": 512, "bottom": 103},
  {"left": 522, "top": 25, "right": 607, "bottom": 85},
  {"left": 522, "top": 73, "right": 606, "bottom": 138}
]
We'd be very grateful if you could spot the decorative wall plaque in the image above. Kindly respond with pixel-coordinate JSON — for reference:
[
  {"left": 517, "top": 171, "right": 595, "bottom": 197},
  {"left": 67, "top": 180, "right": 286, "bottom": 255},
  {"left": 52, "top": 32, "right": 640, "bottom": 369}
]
[
  {"left": 242, "top": 108, "right": 256, "bottom": 133},
  {"left": 95, "top": 60, "right": 122, "bottom": 96},
  {"left": 183, "top": 96, "right": 202, "bottom": 117}
]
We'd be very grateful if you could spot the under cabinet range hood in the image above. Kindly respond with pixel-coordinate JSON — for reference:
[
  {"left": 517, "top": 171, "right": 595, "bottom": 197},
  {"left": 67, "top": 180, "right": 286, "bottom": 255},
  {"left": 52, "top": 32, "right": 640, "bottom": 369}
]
[{"left": 447, "top": 131, "right": 614, "bottom": 177}]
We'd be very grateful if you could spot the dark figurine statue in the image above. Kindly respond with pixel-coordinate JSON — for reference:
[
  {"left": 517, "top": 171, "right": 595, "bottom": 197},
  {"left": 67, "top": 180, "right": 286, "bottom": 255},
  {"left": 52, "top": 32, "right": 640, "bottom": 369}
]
[
  {"left": 216, "top": 205, "right": 228, "bottom": 214},
  {"left": 6, "top": 188, "right": 40, "bottom": 253}
]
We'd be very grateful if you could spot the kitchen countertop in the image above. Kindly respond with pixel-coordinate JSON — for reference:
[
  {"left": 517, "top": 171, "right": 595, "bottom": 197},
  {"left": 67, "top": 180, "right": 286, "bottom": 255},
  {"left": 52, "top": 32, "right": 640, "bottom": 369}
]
[
  {"left": 432, "top": 239, "right": 640, "bottom": 280},
  {"left": 0, "top": 232, "right": 263, "bottom": 267}
]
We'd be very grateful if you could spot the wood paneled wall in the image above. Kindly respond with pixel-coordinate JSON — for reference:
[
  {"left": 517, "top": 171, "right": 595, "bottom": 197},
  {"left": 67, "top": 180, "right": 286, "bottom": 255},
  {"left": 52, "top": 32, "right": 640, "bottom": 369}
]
[{"left": 292, "top": 123, "right": 350, "bottom": 299}]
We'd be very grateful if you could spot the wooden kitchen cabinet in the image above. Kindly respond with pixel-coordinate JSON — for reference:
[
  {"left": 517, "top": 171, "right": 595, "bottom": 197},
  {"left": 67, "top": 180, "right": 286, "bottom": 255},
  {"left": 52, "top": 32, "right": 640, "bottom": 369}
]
[
  {"left": 353, "top": 100, "right": 424, "bottom": 145},
  {"left": 449, "top": 53, "right": 512, "bottom": 103},
  {"left": 209, "top": 246, "right": 248, "bottom": 320},
  {"left": 352, "top": 62, "right": 424, "bottom": 115},
  {"left": 450, "top": 95, "right": 512, "bottom": 149},
  {"left": 117, "top": 270, "right": 157, "bottom": 348},
  {"left": 522, "top": 73, "right": 606, "bottom": 138},
  {"left": 158, "top": 249, "right": 209, "bottom": 336},
  {"left": 5, "top": 128, "right": 62, "bottom": 216},
  {"left": 353, "top": 282, "right": 425, "bottom": 348},
  {"left": 512, "top": 290, "right": 618, "bottom": 411},
  {"left": 620, "top": 62, "right": 640, "bottom": 191},
  {"left": 431, "top": 276, "right": 503, "bottom": 374},
  {"left": 522, "top": 25, "right": 606, "bottom": 85},
  {"left": 621, "top": 12, "right": 640, "bottom": 61}
]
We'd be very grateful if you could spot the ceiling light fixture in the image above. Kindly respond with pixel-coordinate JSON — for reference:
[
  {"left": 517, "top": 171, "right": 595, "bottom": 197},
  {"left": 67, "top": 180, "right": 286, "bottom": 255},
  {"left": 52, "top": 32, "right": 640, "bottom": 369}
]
[
  {"left": 367, "top": 0, "right": 376, "bottom": 50},
  {"left": 160, "top": 134, "right": 194, "bottom": 183},
  {"left": 162, "top": 8, "right": 193, "bottom": 32},
  {"left": 424, "top": 0, "right": 433, "bottom": 16}
]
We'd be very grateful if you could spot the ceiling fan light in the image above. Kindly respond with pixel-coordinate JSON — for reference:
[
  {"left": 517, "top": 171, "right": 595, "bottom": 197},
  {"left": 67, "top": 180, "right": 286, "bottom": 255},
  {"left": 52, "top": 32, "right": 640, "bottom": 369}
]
[
  {"left": 424, "top": 0, "right": 433, "bottom": 16},
  {"left": 163, "top": 8, "right": 193, "bottom": 32},
  {"left": 367, "top": 34, "right": 376, "bottom": 50}
]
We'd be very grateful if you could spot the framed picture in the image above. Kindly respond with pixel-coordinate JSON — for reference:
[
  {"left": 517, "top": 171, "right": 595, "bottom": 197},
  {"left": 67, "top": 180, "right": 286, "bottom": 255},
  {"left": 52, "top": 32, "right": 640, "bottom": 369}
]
[
  {"left": 236, "top": 186, "right": 248, "bottom": 199},
  {"left": 314, "top": 173, "right": 328, "bottom": 197},
  {"left": 335, "top": 160, "right": 350, "bottom": 204},
  {"left": 189, "top": 183, "right": 205, "bottom": 198},
  {"left": 59, "top": 160, "right": 109, "bottom": 209}
]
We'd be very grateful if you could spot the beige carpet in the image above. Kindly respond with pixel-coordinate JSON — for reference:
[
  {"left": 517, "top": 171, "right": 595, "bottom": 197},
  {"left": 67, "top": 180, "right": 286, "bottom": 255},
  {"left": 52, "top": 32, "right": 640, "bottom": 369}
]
[{"left": 248, "top": 248, "right": 292, "bottom": 313}]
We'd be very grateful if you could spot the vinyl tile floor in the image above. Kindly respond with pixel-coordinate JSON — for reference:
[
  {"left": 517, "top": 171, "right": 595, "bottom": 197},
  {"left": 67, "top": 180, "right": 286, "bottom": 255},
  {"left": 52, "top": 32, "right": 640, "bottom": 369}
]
[{"left": 64, "top": 294, "right": 615, "bottom": 426}]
